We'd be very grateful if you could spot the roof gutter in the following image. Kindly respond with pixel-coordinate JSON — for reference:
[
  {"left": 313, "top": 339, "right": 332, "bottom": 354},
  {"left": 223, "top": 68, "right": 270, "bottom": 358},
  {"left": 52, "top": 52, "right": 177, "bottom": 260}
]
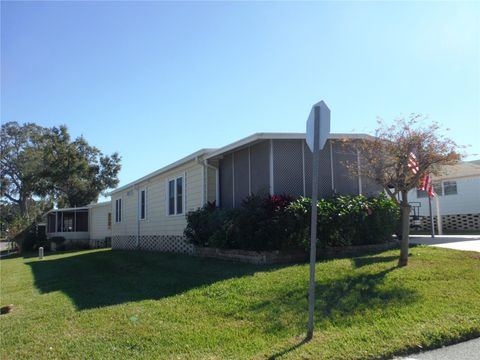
[
  {"left": 108, "top": 148, "right": 215, "bottom": 196},
  {"left": 204, "top": 132, "right": 374, "bottom": 160}
]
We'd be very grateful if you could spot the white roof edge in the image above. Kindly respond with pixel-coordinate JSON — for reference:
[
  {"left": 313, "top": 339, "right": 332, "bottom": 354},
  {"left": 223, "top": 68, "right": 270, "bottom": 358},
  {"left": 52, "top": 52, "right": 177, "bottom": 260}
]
[
  {"left": 329, "top": 133, "right": 376, "bottom": 140},
  {"left": 46, "top": 201, "right": 111, "bottom": 214},
  {"left": 432, "top": 161, "right": 480, "bottom": 180},
  {"left": 47, "top": 206, "right": 90, "bottom": 214},
  {"left": 88, "top": 201, "right": 111, "bottom": 208},
  {"left": 205, "top": 132, "right": 374, "bottom": 159},
  {"left": 108, "top": 132, "right": 374, "bottom": 196},
  {"left": 204, "top": 132, "right": 303, "bottom": 159},
  {"left": 108, "top": 148, "right": 216, "bottom": 196}
]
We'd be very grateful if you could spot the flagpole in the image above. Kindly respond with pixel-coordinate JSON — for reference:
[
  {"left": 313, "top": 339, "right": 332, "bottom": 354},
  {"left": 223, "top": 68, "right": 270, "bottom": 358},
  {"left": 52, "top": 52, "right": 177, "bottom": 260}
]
[
  {"left": 434, "top": 195, "right": 443, "bottom": 235},
  {"left": 428, "top": 195, "right": 435, "bottom": 238}
]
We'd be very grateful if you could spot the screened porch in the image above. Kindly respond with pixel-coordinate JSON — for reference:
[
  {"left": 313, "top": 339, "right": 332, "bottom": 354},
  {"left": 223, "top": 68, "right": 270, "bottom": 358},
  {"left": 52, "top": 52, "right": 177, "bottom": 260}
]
[{"left": 46, "top": 207, "right": 89, "bottom": 240}]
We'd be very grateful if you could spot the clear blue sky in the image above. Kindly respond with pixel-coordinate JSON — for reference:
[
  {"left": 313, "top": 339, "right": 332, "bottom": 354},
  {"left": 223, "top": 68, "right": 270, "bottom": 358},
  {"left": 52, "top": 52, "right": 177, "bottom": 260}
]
[{"left": 2, "top": 1, "right": 479, "bottom": 193}]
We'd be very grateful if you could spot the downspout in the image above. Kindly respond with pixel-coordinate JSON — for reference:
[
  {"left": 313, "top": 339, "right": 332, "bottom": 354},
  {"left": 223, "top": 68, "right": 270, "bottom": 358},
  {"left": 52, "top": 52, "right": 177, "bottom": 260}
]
[
  {"left": 357, "top": 149, "right": 362, "bottom": 195},
  {"left": 135, "top": 186, "right": 140, "bottom": 249},
  {"left": 330, "top": 141, "right": 335, "bottom": 192},
  {"left": 201, "top": 163, "right": 205, "bottom": 206},
  {"left": 269, "top": 139, "right": 274, "bottom": 195},
  {"left": 302, "top": 140, "right": 306, "bottom": 196},
  {"left": 248, "top": 146, "right": 251, "bottom": 195},
  {"left": 216, "top": 166, "right": 220, "bottom": 207},
  {"left": 204, "top": 159, "right": 219, "bottom": 207},
  {"left": 232, "top": 155, "right": 235, "bottom": 207}
]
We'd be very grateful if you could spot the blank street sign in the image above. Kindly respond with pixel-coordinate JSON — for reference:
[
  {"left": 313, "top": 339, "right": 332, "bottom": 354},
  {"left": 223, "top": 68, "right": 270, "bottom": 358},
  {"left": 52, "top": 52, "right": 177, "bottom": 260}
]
[
  {"left": 305, "top": 99, "right": 331, "bottom": 340},
  {"left": 306, "top": 100, "right": 330, "bottom": 152}
]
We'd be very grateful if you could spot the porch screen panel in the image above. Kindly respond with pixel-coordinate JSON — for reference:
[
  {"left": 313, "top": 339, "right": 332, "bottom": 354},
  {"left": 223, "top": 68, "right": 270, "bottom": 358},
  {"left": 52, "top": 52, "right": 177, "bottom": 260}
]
[
  {"left": 63, "top": 212, "right": 74, "bottom": 232},
  {"left": 76, "top": 211, "right": 89, "bottom": 232},
  {"left": 57, "top": 212, "right": 62, "bottom": 232},
  {"left": 331, "top": 141, "right": 358, "bottom": 195},
  {"left": 273, "top": 139, "right": 303, "bottom": 197},
  {"left": 359, "top": 151, "right": 383, "bottom": 196},
  {"left": 206, "top": 166, "right": 217, "bottom": 203},
  {"left": 233, "top": 148, "right": 249, "bottom": 207},
  {"left": 47, "top": 214, "right": 56, "bottom": 233},
  {"left": 362, "top": 176, "right": 383, "bottom": 196},
  {"left": 219, "top": 154, "right": 233, "bottom": 208},
  {"left": 249, "top": 141, "right": 270, "bottom": 195},
  {"left": 304, "top": 139, "right": 334, "bottom": 198}
]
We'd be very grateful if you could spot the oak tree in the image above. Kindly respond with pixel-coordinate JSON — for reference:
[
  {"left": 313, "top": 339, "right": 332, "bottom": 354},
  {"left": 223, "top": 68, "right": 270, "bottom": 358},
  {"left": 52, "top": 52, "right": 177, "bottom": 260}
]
[
  {"left": 0, "top": 122, "right": 47, "bottom": 217},
  {"left": 38, "top": 125, "right": 122, "bottom": 207}
]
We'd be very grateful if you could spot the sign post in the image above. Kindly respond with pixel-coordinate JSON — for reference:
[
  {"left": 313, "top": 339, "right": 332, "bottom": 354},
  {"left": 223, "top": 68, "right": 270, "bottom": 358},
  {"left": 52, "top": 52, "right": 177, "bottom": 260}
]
[
  {"left": 305, "top": 101, "right": 330, "bottom": 340},
  {"left": 428, "top": 195, "right": 435, "bottom": 238},
  {"left": 435, "top": 196, "right": 443, "bottom": 235}
]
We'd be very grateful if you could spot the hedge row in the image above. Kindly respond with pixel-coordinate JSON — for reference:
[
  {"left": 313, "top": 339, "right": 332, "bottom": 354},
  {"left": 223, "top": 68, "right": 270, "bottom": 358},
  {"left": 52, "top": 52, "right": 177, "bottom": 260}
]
[{"left": 184, "top": 194, "right": 400, "bottom": 251}]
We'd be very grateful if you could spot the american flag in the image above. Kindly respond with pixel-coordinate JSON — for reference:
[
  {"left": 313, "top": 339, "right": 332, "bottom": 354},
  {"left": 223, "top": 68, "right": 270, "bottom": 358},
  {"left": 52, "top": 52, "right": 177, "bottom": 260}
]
[
  {"left": 419, "top": 174, "right": 435, "bottom": 198},
  {"left": 407, "top": 152, "right": 419, "bottom": 175}
]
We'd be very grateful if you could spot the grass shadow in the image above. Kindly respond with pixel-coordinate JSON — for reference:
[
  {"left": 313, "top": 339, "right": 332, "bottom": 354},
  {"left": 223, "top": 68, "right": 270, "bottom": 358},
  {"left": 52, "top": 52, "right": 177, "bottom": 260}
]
[
  {"left": 352, "top": 254, "right": 399, "bottom": 268},
  {"left": 26, "top": 249, "right": 271, "bottom": 310},
  {"left": 268, "top": 337, "right": 311, "bottom": 359},
  {"left": 253, "top": 254, "right": 418, "bottom": 343},
  {"left": 313, "top": 267, "right": 415, "bottom": 321}
]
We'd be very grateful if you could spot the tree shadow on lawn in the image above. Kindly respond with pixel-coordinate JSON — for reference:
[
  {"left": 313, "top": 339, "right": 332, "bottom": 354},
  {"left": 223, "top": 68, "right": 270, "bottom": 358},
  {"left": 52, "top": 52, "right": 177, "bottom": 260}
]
[
  {"left": 26, "top": 249, "right": 271, "bottom": 310},
  {"left": 351, "top": 254, "right": 399, "bottom": 268},
  {"left": 252, "top": 266, "right": 417, "bottom": 331},
  {"left": 252, "top": 261, "right": 419, "bottom": 358},
  {"left": 26, "top": 249, "right": 418, "bottom": 327}
]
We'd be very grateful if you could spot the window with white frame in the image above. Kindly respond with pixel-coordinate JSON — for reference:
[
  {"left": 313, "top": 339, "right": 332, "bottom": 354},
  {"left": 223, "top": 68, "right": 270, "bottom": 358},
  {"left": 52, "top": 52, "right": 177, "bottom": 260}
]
[
  {"left": 140, "top": 189, "right": 147, "bottom": 220},
  {"left": 443, "top": 181, "right": 457, "bottom": 195},
  {"left": 416, "top": 189, "right": 427, "bottom": 198},
  {"left": 115, "top": 198, "right": 122, "bottom": 223},
  {"left": 167, "top": 175, "right": 184, "bottom": 215},
  {"left": 416, "top": 182, "right": 443, "bottom": 198}
]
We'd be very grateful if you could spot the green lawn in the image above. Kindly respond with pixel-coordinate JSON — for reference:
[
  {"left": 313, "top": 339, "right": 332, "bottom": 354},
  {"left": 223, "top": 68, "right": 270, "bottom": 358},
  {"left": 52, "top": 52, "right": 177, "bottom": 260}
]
[{"left": 1, "top": 247, "right": 479, "bottom": 359}]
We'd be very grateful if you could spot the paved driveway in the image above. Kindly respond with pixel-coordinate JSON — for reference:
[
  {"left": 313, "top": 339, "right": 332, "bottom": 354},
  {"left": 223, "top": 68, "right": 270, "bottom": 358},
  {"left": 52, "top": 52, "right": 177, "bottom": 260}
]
[
  {"left": 410, "top": 235, "right": 480, "bottom": 252},
  {"left": 396, "top": 337, "right": 480, "bottom": 360}
]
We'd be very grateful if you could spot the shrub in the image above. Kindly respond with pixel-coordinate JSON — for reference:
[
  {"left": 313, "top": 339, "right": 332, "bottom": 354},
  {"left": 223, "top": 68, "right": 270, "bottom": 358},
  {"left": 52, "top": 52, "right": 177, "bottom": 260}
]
[
  {"left": 16, "top": 222, "right": 50, "bottom": 252},
  {"left": 185, "top": 194, "right": 298, "bottom": 251},
  {"left": 286, "top": 194, "right": 400, "bottom": 248},
  {"left": 184, "top": 193, "right": 400, "bottom": 251},
  {"left": 32, "top": 232, "right": 49, "bottom": 251},
  {"left": 184, "top": 201, "right": 228, "bottom": 247},
  {"left": 50, "top": 236, "right": 66, "bottom": 251}
]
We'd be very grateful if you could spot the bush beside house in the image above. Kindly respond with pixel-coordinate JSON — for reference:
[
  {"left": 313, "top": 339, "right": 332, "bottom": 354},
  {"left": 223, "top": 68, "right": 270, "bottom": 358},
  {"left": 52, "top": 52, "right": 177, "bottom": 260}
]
[
  {"left": 185, "top": 193, "right": 400, "bottom": 252},
  {"left": 13, "top": 222, "right": 49, "bottom": 252}
]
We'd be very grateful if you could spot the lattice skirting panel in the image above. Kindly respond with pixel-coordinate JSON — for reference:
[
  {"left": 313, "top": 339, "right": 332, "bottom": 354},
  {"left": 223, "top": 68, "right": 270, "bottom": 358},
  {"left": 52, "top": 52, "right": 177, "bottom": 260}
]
[
  {"left": 412, "top": 213, "right": 480, "bottom": 231},
  {"left": 89, "top": 237, "right": 111, "bottom": 249},
  {"left": 112, "top": 235, "right": 194, "bottom": 254},
  {"left": 112, "top": 235, "right": 137, "bottom": 250}
]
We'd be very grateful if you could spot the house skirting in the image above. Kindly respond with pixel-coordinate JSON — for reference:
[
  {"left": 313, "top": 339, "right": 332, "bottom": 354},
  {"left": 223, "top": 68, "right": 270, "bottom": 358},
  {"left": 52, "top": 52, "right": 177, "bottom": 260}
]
[
  {"left": 412, "top": 213, "right": 480, "bottom": 231},
  {"left": 111, "top": 235, "right": 194, "bottom": 254}
]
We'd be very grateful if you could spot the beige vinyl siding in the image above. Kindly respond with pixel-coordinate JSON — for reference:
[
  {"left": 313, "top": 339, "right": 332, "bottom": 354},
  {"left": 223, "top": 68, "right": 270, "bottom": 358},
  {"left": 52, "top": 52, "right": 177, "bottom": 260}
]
[
  {"left": 112, "top": 160, "right": 204, "bottom": 237},
  {"left": 89, "top": 203, "right": 112, "bottom": 241},
  {"left": 112, "top": 193, "right": 129, "bottom": 237}
]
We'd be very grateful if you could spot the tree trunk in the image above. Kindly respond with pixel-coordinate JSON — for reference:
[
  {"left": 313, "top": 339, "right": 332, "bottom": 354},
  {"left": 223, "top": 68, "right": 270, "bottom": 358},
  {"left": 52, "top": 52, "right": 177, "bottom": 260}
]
[
  {"left": 398, "top": 191, "right": 411, "bottom": 267},
  {"left": 19, "top": 196, "right": 28, "bottom": 217}
]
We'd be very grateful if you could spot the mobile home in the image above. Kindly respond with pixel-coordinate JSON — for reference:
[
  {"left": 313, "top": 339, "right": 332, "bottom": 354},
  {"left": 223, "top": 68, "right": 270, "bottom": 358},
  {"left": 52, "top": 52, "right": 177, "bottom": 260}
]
[{"left": 108, "top": 133, "right": 381, "bottom": 253}]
